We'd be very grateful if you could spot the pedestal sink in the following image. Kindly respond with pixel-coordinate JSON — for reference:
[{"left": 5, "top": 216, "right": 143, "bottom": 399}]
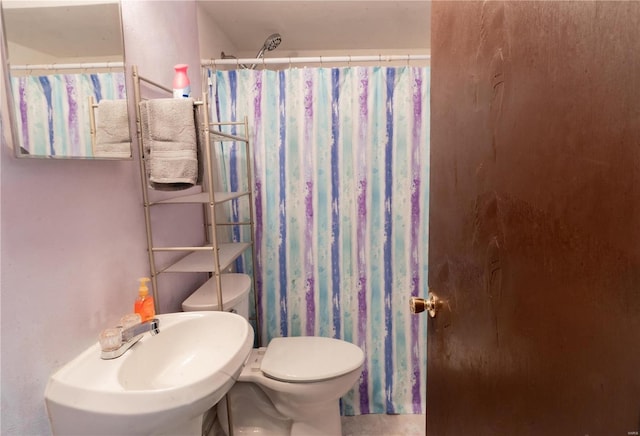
[{"left": 45, "top": 311, "right": 254, "bottom": 435}]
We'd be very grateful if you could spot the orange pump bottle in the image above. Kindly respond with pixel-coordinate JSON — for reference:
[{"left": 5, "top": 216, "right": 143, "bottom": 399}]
[{"left": 134, "top": 277, "right": 155, "bottom": 321}]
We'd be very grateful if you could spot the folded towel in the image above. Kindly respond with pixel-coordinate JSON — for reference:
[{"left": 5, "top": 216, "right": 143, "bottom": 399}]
[
  {"left": 139, "top": 98, "right": 198, "bottom": 190},
  {"left": 95, "top": 99, "right": 132, "bottom": 158},
  {"left": 139, "top": 100, "right": 151, "bottom": 158}
]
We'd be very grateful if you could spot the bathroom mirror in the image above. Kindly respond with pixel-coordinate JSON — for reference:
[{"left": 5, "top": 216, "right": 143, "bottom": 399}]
[{"left": 1, "top": 0, "right": 132, "bottom": 159}]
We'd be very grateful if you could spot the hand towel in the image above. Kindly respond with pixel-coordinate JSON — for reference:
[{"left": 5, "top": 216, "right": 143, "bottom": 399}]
[
  {"left": 139, "top": 100, "right": 152, "bottom": 159},
  {"left": 95, "top": 99, "right": 132, "bottom": 158},
  {"left": 139, "top": 98, "right": 199, "bottom": 190}
]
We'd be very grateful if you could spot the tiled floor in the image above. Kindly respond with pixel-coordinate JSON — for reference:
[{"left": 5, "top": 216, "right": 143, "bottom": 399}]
[{"left": 342, "top": 414, "right": 425, "bottom": 436}]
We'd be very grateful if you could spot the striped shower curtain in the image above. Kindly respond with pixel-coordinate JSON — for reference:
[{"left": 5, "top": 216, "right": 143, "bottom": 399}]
[
  {"left": 11, "top": 72, "right": 126, "bottom": 157},
  {"left": 209, "top": 66, "right": 429, "bottom": 415}
]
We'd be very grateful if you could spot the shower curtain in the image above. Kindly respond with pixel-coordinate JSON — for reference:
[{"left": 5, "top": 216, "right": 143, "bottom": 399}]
[
  {"left": 209, "top": 66, "right": 429, "bottom": 415},
  {"left": 11, "top": 72, "right": 126, "bottom": 157}
]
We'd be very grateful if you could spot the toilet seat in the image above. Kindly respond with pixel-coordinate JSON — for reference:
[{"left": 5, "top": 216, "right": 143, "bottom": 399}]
[
  {"left": 260, "top": 337, "right": 364, "bottom": 382},
  {"left": 231, "top": 338, "right": 365, "bottom": 436}
]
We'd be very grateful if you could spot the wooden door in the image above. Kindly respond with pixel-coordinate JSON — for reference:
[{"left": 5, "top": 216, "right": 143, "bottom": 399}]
[{"left": 427, "top": 2, "right": 640, "bottom": 435}]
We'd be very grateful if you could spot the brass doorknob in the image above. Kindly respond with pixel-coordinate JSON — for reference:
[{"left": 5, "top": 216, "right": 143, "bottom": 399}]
[{"left": 410, "top": 294, "right": 439, "bottom": 318}]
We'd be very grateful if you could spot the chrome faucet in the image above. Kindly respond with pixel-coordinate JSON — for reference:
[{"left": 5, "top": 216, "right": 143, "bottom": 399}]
[{"left": 100, "top": 318, "right": 160, "bottom": 360}]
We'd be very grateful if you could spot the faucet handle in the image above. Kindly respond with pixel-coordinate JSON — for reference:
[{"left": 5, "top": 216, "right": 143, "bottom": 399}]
[
  {"left": 99, "top": 327, "right": 122, "bottom": 352},
  {"left": 120, "top": 313, "right": 142, "bottom": 329}
]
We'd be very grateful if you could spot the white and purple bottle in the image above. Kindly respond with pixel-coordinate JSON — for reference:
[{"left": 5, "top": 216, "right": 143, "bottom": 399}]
[{"left": 172, "top": 64, "right": 191, "bottom": 98}]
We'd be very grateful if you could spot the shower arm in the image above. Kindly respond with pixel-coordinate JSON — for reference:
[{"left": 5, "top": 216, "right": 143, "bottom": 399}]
[
  {"left": 220, "top": 52, "right": 250, "bottom": 70},
  {"left": 220, "top": 33, "right": 282, "bottom": 70},
  {"left": 247, "top": 47, "right": 267, "bottom": 70},
  {"left": 220, "top": 48, "right": 267, "bottom": 70}
]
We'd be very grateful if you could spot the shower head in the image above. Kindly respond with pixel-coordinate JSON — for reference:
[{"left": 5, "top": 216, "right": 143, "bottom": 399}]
[
  {"left": 263, "top": 33, "right": 282, "bottom": 52},
  {"left": 223, "top": 33, "right": 283, "bottom": 70},
  {"left": 254, "top": 33, "right": 282, "bottom": 61}
]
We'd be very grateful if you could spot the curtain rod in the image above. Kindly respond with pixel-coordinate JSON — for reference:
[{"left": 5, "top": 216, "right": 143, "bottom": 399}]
[
  {"left": 10, "top": 61, "right": 124, "bottom": 71},
  {"left": 202, "top": 54, "right": 430, "bottom": 67}
]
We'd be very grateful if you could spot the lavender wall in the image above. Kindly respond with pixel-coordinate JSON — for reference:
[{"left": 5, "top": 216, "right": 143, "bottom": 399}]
[{"left": 0, "top": 2, "right": 204, "bottom": 434}]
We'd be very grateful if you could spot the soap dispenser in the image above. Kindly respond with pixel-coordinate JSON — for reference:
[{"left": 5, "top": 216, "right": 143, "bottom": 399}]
[{"left": 134, "top": 277, "right": 155, "bottom": 321}]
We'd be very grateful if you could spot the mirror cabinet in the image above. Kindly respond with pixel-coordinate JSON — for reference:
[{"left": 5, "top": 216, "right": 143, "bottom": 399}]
[{"left": 1, "top": 0, "right": 131, "bottom": 159}]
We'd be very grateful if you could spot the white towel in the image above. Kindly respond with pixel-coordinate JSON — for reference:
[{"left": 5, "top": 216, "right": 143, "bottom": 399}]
[
  {"left": 139, "top": 98, "right": 198, "bottom": 190},
  {"left": 95, "top": 99, "right": 132, "bottom": 158}
]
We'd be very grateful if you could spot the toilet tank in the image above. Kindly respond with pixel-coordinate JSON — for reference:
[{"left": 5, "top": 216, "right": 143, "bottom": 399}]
[{"left": 181, "top": 273, "right": 251, "bottom": 320}]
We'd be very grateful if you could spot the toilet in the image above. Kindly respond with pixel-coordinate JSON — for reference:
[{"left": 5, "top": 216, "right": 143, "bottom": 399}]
[{"left": 182, "top": 276, "right": 365, "bottom": 436}]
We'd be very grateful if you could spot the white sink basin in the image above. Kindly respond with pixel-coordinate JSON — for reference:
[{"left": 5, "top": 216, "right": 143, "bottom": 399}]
[{"left": 45, "top": 311, "right": 254, "bottom": 436}]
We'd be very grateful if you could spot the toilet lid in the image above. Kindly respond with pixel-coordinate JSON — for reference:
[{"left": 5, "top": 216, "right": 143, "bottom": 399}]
[
  {"left": 261, "top": 337, "right": 365, "bottom": 382},
  {"left": 182, "top": 274, "right": 251, "bottom": 311}
]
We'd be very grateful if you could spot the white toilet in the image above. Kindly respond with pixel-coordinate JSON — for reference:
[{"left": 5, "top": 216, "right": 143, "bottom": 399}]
[{"left": 182, "top": 275, "right": 365, "bottom": 436}]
